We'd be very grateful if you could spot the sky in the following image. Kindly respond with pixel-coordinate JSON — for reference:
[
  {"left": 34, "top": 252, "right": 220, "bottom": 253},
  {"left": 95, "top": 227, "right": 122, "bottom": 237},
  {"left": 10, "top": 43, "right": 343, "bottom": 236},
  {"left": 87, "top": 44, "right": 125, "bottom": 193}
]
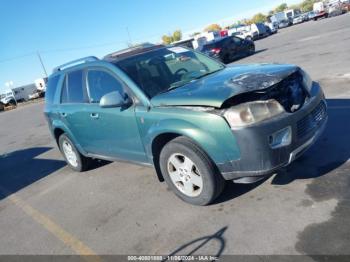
[{"left": 0, "top": 0, "right": 300, "bottom": 91}]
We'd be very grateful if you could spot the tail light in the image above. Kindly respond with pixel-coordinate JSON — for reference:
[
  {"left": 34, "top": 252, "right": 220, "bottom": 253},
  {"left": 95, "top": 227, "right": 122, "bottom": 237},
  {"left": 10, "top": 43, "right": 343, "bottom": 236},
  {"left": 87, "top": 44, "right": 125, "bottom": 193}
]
[{"left": 211, "top": 48, "right": 221, "bottom": 54}]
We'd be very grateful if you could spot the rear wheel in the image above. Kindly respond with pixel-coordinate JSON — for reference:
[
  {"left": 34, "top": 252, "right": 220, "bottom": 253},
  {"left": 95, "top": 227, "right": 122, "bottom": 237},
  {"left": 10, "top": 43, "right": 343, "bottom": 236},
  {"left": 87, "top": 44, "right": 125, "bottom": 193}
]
[
  {"left": 248, "top": 44, "right": 255, "bottom": 55},
  {"left": 221, "top": 54, "right": 231, "bottom": 64},
  {"left": 58, "top": 134, "right": 92, "bottom": 172},
  {"left": 159, "top": 137, "right": 225, "bottom": 205},
  {"left": 8, "top": 99, "right": 17, "bottom": 108}
]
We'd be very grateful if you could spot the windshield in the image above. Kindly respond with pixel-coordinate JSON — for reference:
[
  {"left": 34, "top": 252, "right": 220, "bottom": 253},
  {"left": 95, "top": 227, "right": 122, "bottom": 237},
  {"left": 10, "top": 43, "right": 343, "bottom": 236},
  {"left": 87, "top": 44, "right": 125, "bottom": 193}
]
[{"left": 115, "top": 47, "right": 224, "bottom": 98}]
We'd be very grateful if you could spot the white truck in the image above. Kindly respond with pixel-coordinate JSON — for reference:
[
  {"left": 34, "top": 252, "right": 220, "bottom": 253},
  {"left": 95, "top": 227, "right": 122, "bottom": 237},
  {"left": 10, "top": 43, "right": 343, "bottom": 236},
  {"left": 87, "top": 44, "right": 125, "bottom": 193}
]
[
  {"left": 29, "top": 78, "right": 47, "bottom": 99},
  {"left": 270, "top": 12, "right": 287, "bottom": 25},
  {"left": 313, "top": 1, "right": 329, "bottom": 19},
  {"left": 228, "top": 28, "right": 258, "bottom": 40},
  {"left": 0, "top": 88, "right": 17, "bottom": 111}
]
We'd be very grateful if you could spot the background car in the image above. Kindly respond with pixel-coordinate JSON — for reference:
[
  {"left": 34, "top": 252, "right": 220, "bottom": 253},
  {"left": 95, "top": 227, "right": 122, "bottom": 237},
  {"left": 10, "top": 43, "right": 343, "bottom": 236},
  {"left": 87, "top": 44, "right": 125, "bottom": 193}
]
[
  {"left": 293, "top": 15, "right": 304, "bottom": 24},
  {"left": 308, "top": 11, "right": 316, "bottom": 20},
  {"left": 199, "top": 36, "right": 255, "bottom": 63},
  {"left": 231, "top": 30, "right": 258, "bottom": 41},
  {"left": 278, "top": 19, "right": 290, "bottom": 28},
  {"left": 265, "top": 22, "right": 278, "bottom": 34},
  {"left": 328, "top": 5, "right": 343, "bottom": 17}
]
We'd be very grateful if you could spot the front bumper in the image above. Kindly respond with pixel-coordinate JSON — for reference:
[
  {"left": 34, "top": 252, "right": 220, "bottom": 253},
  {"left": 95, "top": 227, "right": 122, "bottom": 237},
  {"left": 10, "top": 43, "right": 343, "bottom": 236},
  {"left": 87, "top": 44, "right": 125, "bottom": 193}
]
[{"left": 218, "top": 83, "right": 328, "bottom": 180}]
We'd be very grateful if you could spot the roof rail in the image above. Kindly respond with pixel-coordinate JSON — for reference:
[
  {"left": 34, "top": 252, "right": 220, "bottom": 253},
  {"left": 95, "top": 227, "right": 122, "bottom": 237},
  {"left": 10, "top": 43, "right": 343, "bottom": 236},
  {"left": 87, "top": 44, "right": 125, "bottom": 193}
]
[{"left": 53, "top": 56, "right": 99, "bottom": 73}]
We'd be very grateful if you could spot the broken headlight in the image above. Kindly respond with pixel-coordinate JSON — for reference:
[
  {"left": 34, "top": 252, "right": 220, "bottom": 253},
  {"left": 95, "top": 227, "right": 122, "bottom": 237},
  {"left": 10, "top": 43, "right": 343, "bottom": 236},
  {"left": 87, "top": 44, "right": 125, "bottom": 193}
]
[
  {"left": 223, "top": 99, "right": 284, "bottom": 128},
  {"left": 300, "top": 69, "right": 313, "bottom": 93}
]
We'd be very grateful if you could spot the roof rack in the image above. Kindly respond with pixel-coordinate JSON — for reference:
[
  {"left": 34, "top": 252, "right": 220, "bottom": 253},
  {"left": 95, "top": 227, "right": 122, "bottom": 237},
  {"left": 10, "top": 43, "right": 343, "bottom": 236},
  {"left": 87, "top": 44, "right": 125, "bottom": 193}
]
[{"left": 53, "top": 56, "right": 99, "bottom": 73}]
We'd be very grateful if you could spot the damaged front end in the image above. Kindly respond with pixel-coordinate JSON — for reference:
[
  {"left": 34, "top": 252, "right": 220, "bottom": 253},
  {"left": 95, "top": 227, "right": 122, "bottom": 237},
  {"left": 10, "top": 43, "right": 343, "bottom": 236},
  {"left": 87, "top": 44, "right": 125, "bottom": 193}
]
[
  {"left": 212, "top": 68, "right": 328, "bottom": 182},
  {"left": 222, "top": 69, "right": 309, "bottom": 114}
]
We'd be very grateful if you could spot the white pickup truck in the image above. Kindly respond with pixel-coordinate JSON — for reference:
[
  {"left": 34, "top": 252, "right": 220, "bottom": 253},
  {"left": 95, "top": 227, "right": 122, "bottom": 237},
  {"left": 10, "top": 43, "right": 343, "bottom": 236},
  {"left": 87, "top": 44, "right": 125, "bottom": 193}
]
[{"left": 0, "top": 88, "right": 17, "bottom": 111}]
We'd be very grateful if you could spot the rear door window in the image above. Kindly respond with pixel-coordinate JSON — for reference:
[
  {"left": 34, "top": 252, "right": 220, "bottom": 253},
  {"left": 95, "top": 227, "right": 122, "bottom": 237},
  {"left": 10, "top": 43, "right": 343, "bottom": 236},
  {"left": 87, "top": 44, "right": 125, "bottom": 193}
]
[{"left": 61, "top": 70, "right": 88, "bottom": 104}]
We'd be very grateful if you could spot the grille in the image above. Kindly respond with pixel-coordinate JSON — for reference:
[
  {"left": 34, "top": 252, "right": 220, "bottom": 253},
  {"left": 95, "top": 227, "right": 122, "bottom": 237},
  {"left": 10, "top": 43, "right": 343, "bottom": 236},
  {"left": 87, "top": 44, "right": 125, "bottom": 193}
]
[{"left": 297, "top": 101, "right": 327, "bottom": 139}]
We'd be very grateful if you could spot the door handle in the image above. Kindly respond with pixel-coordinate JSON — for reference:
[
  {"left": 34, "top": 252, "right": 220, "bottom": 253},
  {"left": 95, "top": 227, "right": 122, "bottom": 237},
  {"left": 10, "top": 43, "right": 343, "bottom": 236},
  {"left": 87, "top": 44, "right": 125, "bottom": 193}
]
[
  {"left": 60, "top": 112, "right": 67, "bottom": 118},
  {"left": 90, "top": 113, "right": 99, "bottom": 119}
]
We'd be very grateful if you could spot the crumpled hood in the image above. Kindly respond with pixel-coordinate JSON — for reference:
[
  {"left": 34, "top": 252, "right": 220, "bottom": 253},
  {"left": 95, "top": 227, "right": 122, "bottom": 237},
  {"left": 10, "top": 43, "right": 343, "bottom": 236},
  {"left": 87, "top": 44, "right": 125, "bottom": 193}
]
[{"left": 151, "top": 63, "right": 299, "bottom": 108}]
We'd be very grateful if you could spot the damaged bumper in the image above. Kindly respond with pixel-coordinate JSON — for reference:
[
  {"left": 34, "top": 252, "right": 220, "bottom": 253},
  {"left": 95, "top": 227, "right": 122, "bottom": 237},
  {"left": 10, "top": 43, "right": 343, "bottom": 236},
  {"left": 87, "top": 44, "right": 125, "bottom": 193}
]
[{"left": 218, "top": 83, "right": 328, "bottom": 180}]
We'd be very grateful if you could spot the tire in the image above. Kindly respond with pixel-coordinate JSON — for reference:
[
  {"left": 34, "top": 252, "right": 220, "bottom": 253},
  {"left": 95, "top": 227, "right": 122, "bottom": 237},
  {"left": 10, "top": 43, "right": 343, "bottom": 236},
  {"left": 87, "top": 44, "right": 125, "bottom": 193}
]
[
  {"left": 159, "top": 136, "right": 225, "bottom": 205},
  {"left": 248, "top": 44, "right": 255, "bottom": 55},
  {"left": 9, "top": 99, "right": 17, "bottom": 108},
  {"left": 58, "top": 134, "right": 91, "bottom": 172}
]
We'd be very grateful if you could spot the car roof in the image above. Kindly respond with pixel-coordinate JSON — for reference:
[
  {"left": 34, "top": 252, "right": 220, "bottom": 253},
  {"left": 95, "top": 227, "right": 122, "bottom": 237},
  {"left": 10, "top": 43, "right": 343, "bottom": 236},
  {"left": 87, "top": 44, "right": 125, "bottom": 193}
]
[
  {"left": 51, "top": 43, "right": 167, "bottom": 75},
  {"left": 203, "top": 37, "right": 230, "bottom": 46},
  {"left": 103, "top": 43, "right": 166, "bottom": 62}
]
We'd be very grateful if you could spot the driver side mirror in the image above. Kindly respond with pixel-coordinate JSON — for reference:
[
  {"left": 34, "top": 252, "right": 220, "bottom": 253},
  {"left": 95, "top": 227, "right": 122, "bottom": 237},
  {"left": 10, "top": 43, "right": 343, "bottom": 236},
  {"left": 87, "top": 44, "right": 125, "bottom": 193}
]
[{"left": 99, "top": 91, "right": 131, "bottom": 108}]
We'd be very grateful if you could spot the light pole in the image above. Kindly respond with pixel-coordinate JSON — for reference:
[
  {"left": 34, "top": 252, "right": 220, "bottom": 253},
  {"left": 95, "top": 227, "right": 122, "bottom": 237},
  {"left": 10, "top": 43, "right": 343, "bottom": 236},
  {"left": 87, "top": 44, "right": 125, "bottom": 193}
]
[
  {"left": 126, "top": 27, "right": 132, "bottom": 46},
  {"left": 37, "top": 51, "right": 48, "bottom": 78}
]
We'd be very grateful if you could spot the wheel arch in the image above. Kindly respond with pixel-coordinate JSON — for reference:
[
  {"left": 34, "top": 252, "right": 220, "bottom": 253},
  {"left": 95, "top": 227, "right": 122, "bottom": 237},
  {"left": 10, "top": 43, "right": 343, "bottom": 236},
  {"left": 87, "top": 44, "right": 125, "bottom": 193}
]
[
  {"left": 51, "top": 122, "right": 87, "bottom": 156},
  {"left": 151, "top": 132, "right": 181, "bottom": 182},
  {"left": 146, "top": 119, "right": 232, "bottom": 182},
  {"left": 54, "top": 127, "right": 65, "bottom": 145}
]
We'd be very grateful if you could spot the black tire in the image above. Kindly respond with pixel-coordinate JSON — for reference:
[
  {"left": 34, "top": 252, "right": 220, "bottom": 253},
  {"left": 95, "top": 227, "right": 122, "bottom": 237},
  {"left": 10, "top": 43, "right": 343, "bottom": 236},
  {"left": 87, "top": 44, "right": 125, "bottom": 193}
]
[
  {"left": 220, "top": 53, "right": 230, "bottom": 64},
  {"left": 248, "top": 44, "right": 255, "bottom": 55},
  {"left": 58, "top": 134, "right": 91, "bottom": 172},
  {"left": 159, "top": 136, "right": 225, "bottom": 205},
  {"left": 9, "top": 99, "right": 17, "bottom": 108}
]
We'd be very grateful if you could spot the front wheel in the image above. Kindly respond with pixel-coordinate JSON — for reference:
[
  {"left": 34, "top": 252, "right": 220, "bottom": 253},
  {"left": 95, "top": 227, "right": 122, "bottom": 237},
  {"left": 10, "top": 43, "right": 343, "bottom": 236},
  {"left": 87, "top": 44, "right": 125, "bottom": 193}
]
[
  {"left": 58, "top": 134, "right": 92, "bottom": 172},
  {"left": 159, "top": 137, "right": 225, "bottom": 205}
]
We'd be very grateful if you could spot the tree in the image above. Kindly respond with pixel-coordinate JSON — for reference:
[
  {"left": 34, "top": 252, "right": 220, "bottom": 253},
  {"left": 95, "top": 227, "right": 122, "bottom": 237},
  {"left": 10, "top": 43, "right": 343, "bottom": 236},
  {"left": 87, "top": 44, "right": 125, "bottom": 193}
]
[
  {"left": 162, "top": 35, "right": 173, "bottom": 44},
  {"left": 300, "top": 0, "right": 317, "bottom": 12},
  {"left": 250, "top": 13, "right": 267, "bottom": 24},
  {"left": 172, "top": 30, "right": 182, "bottom": 42},
  {"left": 203, "top": 24, "right": 222, "bottom": 32},
  {"left": 275, "top": 3, "right": 288, "bottom": 13},
  {"left": 161, "top": 30, "right": 182, "bottom": 44}
]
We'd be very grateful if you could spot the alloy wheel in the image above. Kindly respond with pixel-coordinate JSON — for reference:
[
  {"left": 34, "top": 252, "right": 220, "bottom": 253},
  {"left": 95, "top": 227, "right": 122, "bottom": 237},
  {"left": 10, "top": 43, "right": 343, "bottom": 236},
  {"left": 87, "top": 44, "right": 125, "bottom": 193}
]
[
  {"left": 167, "top": 153, "right": 203, "bottom": 197},
  {"left": 62, "top": 140, "right": 78, "bottom": 167}
]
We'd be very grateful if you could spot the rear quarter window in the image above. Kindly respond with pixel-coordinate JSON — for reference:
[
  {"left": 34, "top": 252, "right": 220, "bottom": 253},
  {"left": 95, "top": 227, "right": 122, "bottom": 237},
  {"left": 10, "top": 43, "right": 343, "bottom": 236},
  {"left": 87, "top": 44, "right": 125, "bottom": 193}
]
[{"left": 45, "top": 75, "right": 60, "bottom": 105}]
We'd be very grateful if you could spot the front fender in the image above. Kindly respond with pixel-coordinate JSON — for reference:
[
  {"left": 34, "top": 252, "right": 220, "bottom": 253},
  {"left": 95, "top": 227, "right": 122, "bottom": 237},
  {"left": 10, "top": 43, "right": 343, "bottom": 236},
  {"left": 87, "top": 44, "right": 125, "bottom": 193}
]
[{"left": 143, "top": 117, "right": 240, "bottom": 165}]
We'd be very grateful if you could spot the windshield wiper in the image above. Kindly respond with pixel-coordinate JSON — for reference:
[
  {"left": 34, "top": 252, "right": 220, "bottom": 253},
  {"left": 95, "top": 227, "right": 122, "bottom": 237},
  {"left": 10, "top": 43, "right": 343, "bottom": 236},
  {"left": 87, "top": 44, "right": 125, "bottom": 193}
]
[
  {"left": 193, "top": 68, "right": 223, "bottom": 80},
  {"left": 155, "top": 68, "right": 224, "bottom": 96}
]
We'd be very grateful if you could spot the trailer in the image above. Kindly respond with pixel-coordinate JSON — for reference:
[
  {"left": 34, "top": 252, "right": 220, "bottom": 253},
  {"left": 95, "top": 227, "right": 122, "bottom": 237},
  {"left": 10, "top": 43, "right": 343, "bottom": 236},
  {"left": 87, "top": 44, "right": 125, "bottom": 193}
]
[{"left": 12, "top": 83, "right": 37, "bottom": 102}]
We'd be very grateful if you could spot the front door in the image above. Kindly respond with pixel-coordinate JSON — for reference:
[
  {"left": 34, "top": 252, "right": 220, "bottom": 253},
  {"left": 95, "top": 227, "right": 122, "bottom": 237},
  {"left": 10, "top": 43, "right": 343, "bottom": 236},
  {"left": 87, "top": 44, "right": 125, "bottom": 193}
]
[{"left": 83, "top": 68, "right": 147, "bottom": 163}]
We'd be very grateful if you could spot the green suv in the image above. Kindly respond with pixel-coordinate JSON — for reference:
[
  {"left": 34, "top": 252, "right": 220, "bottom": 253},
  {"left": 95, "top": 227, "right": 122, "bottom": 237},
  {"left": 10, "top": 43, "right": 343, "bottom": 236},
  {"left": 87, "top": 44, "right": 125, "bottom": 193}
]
[{"left": 45, "top": 44, "right": 327, "bottom": 205}]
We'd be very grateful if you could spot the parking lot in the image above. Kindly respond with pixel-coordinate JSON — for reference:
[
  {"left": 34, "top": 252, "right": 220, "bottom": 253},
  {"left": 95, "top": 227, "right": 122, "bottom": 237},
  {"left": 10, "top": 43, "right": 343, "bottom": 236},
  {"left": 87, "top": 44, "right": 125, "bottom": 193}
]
[{"left": 1, "top": 13, "right": 350, "bottom": 258}]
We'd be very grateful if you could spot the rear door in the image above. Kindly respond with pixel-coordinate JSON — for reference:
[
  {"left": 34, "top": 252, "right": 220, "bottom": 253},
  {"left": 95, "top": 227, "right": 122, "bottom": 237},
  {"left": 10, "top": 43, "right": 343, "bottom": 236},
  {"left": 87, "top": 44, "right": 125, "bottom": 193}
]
[{"left": 58, "top": 69, "right": 92, "bottom": 150}]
